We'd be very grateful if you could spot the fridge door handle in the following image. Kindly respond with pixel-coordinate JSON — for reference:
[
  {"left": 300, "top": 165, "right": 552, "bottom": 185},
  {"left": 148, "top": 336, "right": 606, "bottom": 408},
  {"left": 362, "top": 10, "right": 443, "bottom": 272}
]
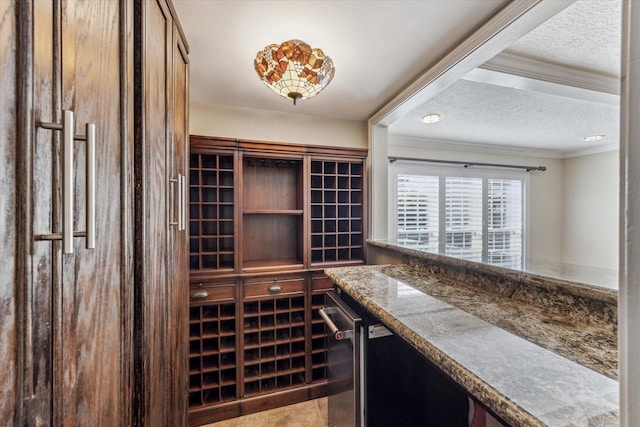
[{"left": 319, "top": 307, "right": 353, "bottom": 340}]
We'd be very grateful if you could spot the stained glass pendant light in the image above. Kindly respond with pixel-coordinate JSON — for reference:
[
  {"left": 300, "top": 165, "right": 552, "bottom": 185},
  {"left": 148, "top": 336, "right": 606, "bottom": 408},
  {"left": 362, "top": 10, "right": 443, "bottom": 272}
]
[{"left": 254, "top": 39, "right": 335, "bottom": 105}]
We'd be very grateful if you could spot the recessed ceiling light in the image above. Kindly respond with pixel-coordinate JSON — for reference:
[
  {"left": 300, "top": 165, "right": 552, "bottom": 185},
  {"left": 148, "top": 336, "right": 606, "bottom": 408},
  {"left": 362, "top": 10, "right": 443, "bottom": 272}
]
[
  {"left": 584, "top": 134, "right": 606, "bottom": 142},
  {"left": 421, "top": 113, "right": 441, "bottom": 124}
]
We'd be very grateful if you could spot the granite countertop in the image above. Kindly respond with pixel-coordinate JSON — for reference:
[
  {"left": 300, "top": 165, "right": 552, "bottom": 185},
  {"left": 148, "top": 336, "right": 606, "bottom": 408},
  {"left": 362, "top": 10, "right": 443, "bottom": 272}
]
[{"left": 325, "top": 264, "right": 619, "bottom": 427}]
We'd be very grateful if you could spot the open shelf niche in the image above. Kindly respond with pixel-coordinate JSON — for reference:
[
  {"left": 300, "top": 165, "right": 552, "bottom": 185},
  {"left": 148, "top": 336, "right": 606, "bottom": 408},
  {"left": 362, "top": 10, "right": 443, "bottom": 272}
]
[{"left": 241, "top": 155, "right": 304, "bottom": 271}]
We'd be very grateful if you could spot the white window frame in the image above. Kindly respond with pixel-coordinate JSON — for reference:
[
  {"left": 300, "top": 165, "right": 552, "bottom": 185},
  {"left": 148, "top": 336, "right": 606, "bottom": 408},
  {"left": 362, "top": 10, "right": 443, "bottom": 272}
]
[{"left": 389, "top": 160, "right": 529, "bottom": 265}]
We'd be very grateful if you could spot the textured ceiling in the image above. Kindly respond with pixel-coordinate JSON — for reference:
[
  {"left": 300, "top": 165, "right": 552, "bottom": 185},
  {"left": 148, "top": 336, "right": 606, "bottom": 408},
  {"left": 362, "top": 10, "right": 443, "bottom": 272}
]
[
  {"left": 172, "top": 0, "right": 508, "bottom": 121},
  {"left": 389, "top": 0, "right": 622, "bottom": 156},
  {"left": 389, "top": 79, "right": 619, "bottom": 154},
  {"left": 506, "top": 0, "right": 621, "bottom": 78}
]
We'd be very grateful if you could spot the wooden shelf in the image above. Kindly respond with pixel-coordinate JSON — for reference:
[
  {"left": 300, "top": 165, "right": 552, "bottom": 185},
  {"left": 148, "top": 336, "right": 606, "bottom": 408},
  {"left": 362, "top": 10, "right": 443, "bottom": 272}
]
[
  {"left": 188, "top": 136, "right": 367, "bottom": 423},
  {"left": 242, "top": 259, "right": 304, "bottom": 271},
  {"left": 243, "top": 210, "right": 303, "bottom": 215}
]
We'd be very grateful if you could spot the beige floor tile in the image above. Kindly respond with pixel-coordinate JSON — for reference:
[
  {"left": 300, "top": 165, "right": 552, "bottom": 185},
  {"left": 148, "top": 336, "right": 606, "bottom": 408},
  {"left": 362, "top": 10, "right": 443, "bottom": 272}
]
[
  {"left": 200, "top": 398, "right": 327, "bottom": 427},
  {"left": 266, "top": 400, "right": 324, "bottom": 427},
  {"left": 316, "top": 397, "right": 328, "bottom": 426}
]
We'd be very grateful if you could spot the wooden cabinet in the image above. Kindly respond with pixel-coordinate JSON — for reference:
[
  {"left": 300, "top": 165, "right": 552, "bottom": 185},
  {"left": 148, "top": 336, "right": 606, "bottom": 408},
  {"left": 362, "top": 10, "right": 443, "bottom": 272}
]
[
  {"left": 19, "top": 1, "right": 133, "bottom": 425},
  {"left": 2, "top": 0, "right": 189, "bottom": 425},
  {"left": 187, "top": 135, "right": 367, "bottom": 425},
  {"left": 135, "top": 0, "right": 190, "bottom": 425}
]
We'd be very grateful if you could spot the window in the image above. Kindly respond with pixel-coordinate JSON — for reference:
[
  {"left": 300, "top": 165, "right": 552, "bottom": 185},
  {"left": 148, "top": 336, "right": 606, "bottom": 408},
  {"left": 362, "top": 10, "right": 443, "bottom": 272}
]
[{"left": 392, "top": 163, "right": 526, "bottom": 268}]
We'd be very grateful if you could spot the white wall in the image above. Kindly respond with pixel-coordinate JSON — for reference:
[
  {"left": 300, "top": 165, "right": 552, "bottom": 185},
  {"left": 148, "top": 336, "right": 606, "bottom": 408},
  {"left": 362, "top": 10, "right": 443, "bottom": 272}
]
[
  {"left": 190, "top": 102, "right": 367, "bottom": 149},
  {"left": 386, "top": 136, "right": 565, "bottom": 262},
  {"left": 562, "top": 150, "right": 619, "bottom": 270}
]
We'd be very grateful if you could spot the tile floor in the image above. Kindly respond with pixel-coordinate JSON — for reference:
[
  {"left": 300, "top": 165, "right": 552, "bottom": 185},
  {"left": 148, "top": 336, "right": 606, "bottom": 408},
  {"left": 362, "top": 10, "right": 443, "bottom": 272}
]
[{"left": 202, "top": 397, "right": 328, "bottom": 427}]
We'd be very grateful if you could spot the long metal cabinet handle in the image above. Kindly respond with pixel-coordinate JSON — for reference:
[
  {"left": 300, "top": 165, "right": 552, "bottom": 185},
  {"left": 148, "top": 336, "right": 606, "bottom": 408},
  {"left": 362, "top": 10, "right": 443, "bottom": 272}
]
[
  {"left": 171, "top": 174, "right": 187, "bottom": 231},
  {"left": 85, "top": 123, "right": 96, "bottom": 249},
  {"left": 178, "top": 175, "right": 184, "bottom": 230},
  {"left": 36, "top": 110, "right": 97, "bottom": 253},
  {"left": 62, "top": 111, "right": 74, "bottom": 253},
  {"left": 319, "top": 307, "right": 353, "bottom": 340},
  {"left": 169, "top": 176, "right": 178, "bottom": 227},
  {"left": 73, "top": 122, "right": 96, "bottom": 249},
  {"left": 178, "top": 174, "right": 185, "bottom": 231},
  {"left": 38, "top": 110, "right": 74, "bottom": 253},
  {"left": 180, "top": 174, "right": 187, "bottom": 231}
]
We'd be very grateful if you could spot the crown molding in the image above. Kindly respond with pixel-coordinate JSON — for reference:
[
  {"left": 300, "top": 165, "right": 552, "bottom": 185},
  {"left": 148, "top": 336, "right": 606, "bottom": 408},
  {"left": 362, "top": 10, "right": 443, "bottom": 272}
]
[
  {"left": 389, "top": 134, "right": 618, "bottom": 159},
  {"left": 566, "top": 142, "right": 619, "bottom": 158},
  {"left": 389, "top": 135, "right": 564, "bottom": 158},
  {"left": 480, "top": 51, "right": 620, "bottom": 96}
]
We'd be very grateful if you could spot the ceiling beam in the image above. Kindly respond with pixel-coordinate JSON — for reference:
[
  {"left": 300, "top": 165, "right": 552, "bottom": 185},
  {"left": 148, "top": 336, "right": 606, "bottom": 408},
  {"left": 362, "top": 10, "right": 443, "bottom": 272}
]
[{"left": 369, "top": 0, "right": 576, "bottom": 127}]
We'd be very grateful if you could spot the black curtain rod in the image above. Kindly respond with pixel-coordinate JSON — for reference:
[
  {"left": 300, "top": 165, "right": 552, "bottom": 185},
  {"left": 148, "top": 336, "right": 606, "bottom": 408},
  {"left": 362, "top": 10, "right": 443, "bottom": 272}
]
[{"left": 388, "top": 156, "right": 546, "bottom": 172}]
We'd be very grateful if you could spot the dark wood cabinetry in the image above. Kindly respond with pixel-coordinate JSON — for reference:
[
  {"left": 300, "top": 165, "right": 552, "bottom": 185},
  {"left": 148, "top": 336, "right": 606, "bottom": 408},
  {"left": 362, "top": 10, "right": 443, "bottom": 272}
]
[
  {"left": 2, "top": 0, "right": 189, "bottom": 425},
  {"left": 187, "top": 136, "right": 367, "bottom": 425},
  {"left": 135, "top": 0, "right": 190, "bottom": 424}
]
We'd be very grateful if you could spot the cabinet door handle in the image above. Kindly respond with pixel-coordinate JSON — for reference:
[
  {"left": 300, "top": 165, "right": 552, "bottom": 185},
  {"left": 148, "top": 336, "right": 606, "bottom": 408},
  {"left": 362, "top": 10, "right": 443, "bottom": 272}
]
[
  {"left": 62, "top": 111, "right": 74, "bottom": 254},
  {"left": 169, "top": 176, "right": 178, "bottom": 227},
  {"left": 190, "top": 290, "right": 209, "bottom": 299},
  {"left": 268, "top": 285, "right": 282, "bottom": 294},
  {"left": 179, "top": 173, "right": 187, "bottom": 231},
  {"left": 37, "top": 110, "right": 74, "bottom": 253},
  {"left": 81, "top": 123, "right": 96, "bottom": 249},
  {"left": 170, "top": 173, "right": 186, "bottom": 230},
  {"left": 182, "top": 174, "right": 187, "bottom": 231},
  {"left": 36, "top": 112, "right": 98, "bottom": 253}
]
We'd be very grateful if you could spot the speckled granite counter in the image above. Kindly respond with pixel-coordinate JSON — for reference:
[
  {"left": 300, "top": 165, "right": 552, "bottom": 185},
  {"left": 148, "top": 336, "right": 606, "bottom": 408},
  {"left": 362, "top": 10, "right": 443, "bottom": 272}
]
[
  {"left": 325, "top": 265, "right": 619, "bottom": 427},
  {"left": 369, "top": 241, "right": 618, "bottom": 379}
]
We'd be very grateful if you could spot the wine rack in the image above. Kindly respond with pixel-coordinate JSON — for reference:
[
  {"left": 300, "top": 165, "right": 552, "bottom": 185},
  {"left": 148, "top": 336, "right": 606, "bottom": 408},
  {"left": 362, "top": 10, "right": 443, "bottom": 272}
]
[
  {"left": 189, "top": 151, "right": 235, "bottom": 271},
  {"left": 243, "top": 295, "right": 306, "bottom": 397},
  {"left": 188, "top": 302, "right": 237, "bottom": 407},
  {"left": 310, "top": 160, "right": 364, "bottom": 265},
  {"left": 310, "top": 293, "right": 329, "bottom": 382}
]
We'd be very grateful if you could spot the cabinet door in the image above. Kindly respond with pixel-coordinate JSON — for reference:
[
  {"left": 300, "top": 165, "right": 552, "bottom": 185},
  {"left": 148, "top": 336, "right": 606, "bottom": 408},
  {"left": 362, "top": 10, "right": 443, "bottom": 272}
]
[
  {"left": 0, "top": 0, "right": 18, "bottom": 423},
  {"left": 168, "top": 19, "right": 190, "bottom": 426},
  {"left": 28, "top": 1, "right": 133, "bottom": 425},
  {"left": 136, "top": 0, "right": 189, "bottom": 425}
]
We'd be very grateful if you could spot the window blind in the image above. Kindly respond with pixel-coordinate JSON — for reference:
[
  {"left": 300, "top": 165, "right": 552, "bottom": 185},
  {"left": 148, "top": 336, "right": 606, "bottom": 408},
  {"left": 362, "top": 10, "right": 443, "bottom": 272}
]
[
  {"left": 445, "top": 176, "right": 483, "bottom": 261},
  {"left": 487, "top": 179, "right": 523, "bottom": 267},
  {"left": 397, "top": 174, "right": 439, "bottom": 252},
  {"left": 393, "top": 165, "right": 525, "bottom": 268}
]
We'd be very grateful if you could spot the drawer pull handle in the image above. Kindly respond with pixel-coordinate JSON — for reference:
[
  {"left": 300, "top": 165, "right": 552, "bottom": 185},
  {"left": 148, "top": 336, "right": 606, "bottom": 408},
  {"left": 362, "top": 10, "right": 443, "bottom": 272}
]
[
  {"left": 191, "top": 290, "right": 209, "bottom": 299},
  {"left": 268, "top": 285, "right": 282, "bottom": 294}
]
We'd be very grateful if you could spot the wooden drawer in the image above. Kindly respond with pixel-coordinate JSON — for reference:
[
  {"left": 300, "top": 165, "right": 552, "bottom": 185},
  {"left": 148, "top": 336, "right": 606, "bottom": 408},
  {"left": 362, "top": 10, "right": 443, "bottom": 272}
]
[
  {"left": 243, "top": 275, "right": 305, "bottom": 299},
  {"left": 189, "top": 282, "right": 236, "bottom": 304},
  {"left": 310, "top": 272, "right": 333, "bottom": 292}
]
